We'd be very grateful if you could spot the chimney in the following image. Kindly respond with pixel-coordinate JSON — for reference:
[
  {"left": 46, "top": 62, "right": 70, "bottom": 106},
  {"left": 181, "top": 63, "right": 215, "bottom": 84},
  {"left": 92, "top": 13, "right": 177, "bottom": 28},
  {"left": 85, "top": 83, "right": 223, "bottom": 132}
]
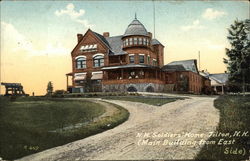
[
  {"left": 77, "top": 34, "right": 83, "bottom": 43},
  {"left": 148, "top": 32, "right": 152, "bottom": 39},
  {"left": 103, "top": 32, "right": 110, "bottom": 37}
]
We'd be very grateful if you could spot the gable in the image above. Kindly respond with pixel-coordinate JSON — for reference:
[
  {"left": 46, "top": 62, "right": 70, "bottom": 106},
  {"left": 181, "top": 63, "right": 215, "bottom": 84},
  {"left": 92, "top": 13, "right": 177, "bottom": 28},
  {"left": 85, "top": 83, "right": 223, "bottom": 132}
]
[{"left": 71, "top": 29, "right": 110, "bottom": 56}]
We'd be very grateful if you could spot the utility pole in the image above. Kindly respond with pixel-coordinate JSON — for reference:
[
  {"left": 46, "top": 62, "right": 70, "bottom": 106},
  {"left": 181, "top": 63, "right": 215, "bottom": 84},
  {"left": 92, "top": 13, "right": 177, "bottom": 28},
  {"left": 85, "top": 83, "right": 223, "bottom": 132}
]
[
  {"left": 153, "top": 0, "right": 156, "bottom": 39},
  {"left": 198, "top": 51, "right": 201, "bottom": 71}
]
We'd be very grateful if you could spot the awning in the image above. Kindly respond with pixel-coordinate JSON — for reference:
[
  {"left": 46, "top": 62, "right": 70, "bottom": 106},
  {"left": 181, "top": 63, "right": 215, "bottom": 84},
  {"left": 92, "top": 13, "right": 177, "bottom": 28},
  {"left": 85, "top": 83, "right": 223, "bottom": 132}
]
[
  {"left": 74, "top": 73, "right": 87, "bottom": 81},
  {"left": 91, "top": 72, "right": 103, "bottom": 80}
]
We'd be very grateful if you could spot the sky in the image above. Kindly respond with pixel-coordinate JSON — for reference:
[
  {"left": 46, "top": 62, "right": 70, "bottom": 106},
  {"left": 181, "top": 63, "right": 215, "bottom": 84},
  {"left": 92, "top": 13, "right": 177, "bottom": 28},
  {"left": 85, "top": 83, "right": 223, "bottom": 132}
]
[{"left": 0, "top": 0, "right": 249, "bottom": 95}]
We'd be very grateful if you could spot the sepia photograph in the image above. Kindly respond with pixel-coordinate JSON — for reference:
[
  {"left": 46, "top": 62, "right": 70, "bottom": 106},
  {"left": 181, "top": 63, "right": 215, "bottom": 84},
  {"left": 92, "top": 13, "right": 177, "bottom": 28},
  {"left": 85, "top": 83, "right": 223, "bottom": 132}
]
[{"left": 0, "top": 0, "right": 249, "bottom": 160}]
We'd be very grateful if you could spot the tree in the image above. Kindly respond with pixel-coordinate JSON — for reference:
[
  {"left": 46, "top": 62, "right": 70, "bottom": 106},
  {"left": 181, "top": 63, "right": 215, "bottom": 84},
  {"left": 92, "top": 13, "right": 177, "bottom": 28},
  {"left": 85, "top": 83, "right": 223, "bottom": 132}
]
[
  {"left": 46, "top": 81, "right": 53, "bottom": 96},
  {"left": 224, "top": 19, "right": 250, "bottom": 93}
]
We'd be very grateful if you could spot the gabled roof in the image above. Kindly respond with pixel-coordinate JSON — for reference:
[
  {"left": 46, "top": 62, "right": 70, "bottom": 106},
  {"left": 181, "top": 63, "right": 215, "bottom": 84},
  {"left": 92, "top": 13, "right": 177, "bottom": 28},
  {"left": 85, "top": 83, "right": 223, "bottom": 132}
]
[
  {"left": 93, "top": 31, "right": 111, "bottom": 49},
  {"left": 162, "top": 65, "right": 186, "bottom": 71},
  {"left": 71, "top": 29, "right": 111, "bottom": 54},
  {"left": 105, "top": 35, "right": 127, "bottom": 55},
  {"left": 152, "top": 39, "right": 163, "bottom": 46},
  {"left": 209, "top": 73, "right": 229, "bottom": 84},
  {"left": 162, "top": 59, "right": 198, "bottom": 73}
]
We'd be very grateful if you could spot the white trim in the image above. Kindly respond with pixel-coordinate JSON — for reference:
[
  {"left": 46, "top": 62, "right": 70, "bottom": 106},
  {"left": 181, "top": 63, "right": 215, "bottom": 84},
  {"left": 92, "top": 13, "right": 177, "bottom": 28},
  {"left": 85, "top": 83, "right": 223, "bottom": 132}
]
[
  {"left": 153, "top": 58, "right": 157, "bottom": 61},
  {"left": 74, "top": 72, "right": 87, "bottom": 76},
  {"left": 129, "top": 54, "right": 135, "bottom": 56},
  {"left": 139, "top": 54, "right": 145, "bottom": 56},
  {"left": 93, "top": 53, "right": 104, "bottom": 57},
  {"left": 75, "top": 55, "right": 86, "bottom": 60},
  {"left": 92, "top": 71, "right": 103, "bottom": 75}
]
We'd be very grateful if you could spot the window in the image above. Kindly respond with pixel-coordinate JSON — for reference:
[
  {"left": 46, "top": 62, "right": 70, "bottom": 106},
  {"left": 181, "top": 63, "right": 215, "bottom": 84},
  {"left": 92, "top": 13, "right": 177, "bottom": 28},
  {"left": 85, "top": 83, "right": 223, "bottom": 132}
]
[
  {"left": 76, "top": 57, "right": 86, "bottom": 69},
  {"left": 139, "top": 55, "right": 145, "bottom": 64},
  {"left": 134, "top": 37, "right": 138, "bottom": 45},
  {"left": 143, "top": 38, "right": 146, "bottom": 45},
  {"left": 139, "top": 38, "right": 142, "bottom": 45},
  {"left": 93, "top": 55, "right": 104, "bottom": 67},
  {"left": 125, "top": 39, "right": 128, "bottom": 46},
  {"left": 80, "top": 44, "right": 97, "bottom": 52},
  {"left": 147, "top": 55, "right": 150, "bottom": 64},
  {"left": 153, "top": 59, "right": 157, "bottom": 66},
  {"left": 146, "top": 39, "right": 149, "bottom": 46},
  {"left": 129, "top": 55, "right": 135, "bottom": 63},
  {"left": 129, "top": 38, "right": 133, "bottom": 45}
]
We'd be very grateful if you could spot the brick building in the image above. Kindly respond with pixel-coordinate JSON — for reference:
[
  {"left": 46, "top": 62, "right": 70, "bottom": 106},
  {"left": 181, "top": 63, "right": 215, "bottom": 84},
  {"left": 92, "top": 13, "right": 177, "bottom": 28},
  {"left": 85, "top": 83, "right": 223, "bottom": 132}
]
[
  {"left": 66, "top": 16, "right": 210, "bottom": 94},
  {"left": 162, "top": 60, "right": 211, "bottom": 94}
]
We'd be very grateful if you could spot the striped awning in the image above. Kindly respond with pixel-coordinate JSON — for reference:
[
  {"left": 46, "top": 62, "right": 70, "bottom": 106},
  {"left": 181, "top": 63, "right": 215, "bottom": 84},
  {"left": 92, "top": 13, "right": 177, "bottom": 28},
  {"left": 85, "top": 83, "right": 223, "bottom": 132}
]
[
  {"left": 74, "top": 73, "right": 87, "bottom": 81},
  {"left": 91, "top": 72, "right": 103, "bottom": 80}
]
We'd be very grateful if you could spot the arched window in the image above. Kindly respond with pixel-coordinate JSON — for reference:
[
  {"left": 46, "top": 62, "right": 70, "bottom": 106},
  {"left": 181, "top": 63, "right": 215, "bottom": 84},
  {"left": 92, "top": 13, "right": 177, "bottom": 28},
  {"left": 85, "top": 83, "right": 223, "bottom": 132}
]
[
  {"left": 93, "top": 55, "right": 104, "bottom": 67},
  {"left": 76, "top": 57, "right": 86, "bottom": 69}
]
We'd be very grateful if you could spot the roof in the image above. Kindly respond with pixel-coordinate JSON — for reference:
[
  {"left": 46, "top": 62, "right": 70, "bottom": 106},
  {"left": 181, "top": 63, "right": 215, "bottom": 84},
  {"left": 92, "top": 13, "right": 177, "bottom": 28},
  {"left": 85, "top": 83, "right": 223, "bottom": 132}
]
[
  {"left": 152, "top": 39, "right": 163, "bottom": 46},
  {"left": 105, "top": 35, "right": 127, "bottom": 55},
  {"left": 93, "top": 31, "right": 111, "bottom": 49},
  {"left": 209, "top": 73, "right": 229, "bottom": 84},
  {"left": 199, "top": 71, "right": 210, "bottom": 78},
  {"left": 102, "top": 64, "right": 159, "bottom": 70},
  {"left": 162, "top": 59, "right": 198, "bottom": 73},
  {"left": 123, "top": 18, "right": 149, "bottom": 37},
  {"left": 162, "top": 65, "right": 186, "bottom": 72}
]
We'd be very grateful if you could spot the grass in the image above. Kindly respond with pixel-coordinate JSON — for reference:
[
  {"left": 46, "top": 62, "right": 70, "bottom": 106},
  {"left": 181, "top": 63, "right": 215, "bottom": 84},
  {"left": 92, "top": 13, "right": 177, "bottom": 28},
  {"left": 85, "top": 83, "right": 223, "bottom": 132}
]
[
  {"left": 195, "top": 95, "right": 250, "bottom": 161},
  {"left": 0, "top": 97, "right": 129, "bottom": 160},
  {"left": 102, "top": 96, "right": 182, "bottom": 106}
]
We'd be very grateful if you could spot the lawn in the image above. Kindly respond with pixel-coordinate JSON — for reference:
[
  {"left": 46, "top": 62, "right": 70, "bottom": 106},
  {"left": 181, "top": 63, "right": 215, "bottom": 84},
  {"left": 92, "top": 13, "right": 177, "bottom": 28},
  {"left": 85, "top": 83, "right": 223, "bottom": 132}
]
[
  {"left": 102, "top": 96, "right": 182, "bottom": 106},
  {"left": 195, "top": 95, "right": 250, "bottom": 161},
  {"left": 0, "top": 97, "right": 129, "bottom": 160}
]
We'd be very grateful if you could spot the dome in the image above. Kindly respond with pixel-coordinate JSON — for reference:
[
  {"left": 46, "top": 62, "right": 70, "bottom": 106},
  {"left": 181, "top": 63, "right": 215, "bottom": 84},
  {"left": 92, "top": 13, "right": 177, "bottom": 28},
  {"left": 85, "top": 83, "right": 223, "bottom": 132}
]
[{"left": 123, "top": 18, "right": 148, "bottom": 37}]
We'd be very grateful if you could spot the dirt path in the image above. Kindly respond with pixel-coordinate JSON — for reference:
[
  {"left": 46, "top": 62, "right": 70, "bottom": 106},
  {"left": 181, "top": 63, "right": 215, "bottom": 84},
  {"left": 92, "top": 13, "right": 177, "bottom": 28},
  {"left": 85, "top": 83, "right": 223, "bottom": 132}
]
[{"left": 18, "top": 96, "right": 219, "bottom": 161}]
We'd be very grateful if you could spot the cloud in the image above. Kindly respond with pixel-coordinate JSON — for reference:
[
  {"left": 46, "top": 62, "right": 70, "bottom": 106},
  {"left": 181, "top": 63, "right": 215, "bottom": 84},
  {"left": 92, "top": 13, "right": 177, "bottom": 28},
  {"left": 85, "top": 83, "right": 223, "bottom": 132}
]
[
  {"left": 55, "top": 3, "right": 92, "bottom": 28},
  {"left": 1, "top": 21, "right": 33, "bottom": 53},
  {"left": 1, "top": 21, "right": 70, "bottom": 56},
  {"left": 180, "top": 20, "right": 205, "bottom": 31},
  {"left": 198, "top": 39, "right": 226, "bottom": 50},
  {"left": 202, "top": 8, "right": 227, "bottom": 20}
]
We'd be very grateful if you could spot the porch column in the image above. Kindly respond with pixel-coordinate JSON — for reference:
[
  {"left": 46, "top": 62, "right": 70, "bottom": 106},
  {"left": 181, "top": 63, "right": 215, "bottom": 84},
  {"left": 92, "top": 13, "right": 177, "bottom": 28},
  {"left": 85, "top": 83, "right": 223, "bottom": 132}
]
[
  {"left": 222, "top": 85, "right": 224, "bottom": 95},
  {"left": 105, "top": 71, "right": 109, "bottom": 80},
  {"left": 121, "top": 69, "right": 124, "bottom": 79},
  {"left": 66, "top": 75, "right": 69, "bottom": 89}
]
